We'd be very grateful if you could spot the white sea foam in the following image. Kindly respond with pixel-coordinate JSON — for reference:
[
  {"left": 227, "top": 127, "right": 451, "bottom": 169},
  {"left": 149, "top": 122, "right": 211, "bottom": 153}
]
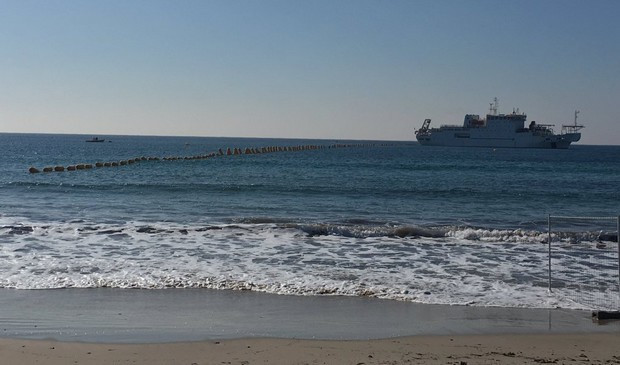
[{"left": 0, "top": 216, "right": 618, "bottom": 310}]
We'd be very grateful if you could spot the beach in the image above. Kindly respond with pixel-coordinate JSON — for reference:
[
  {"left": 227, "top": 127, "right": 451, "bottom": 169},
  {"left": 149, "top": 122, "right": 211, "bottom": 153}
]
[
  {"left": 1, "top": 288, "right": 619, "bottom": 363},
  {"left": 2, "top": 333, "right": 620, "bottom": 364},
  {"left": 2, "top": 136, "right": 619, "bottom": 363},
  {"left": 3, "top": 0, "right": 620, "bottom": 362}
]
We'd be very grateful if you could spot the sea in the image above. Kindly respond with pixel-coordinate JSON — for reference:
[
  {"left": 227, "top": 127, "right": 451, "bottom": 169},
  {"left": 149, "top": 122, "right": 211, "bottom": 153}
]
[{"left": 1, "top": 133, "right": 619, "bottom": 310}]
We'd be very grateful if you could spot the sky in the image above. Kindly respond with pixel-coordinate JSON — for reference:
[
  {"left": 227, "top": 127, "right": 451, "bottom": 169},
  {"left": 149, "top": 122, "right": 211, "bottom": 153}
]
[{"left": 0, "top": 0, "right": 618, "bottom": 144}]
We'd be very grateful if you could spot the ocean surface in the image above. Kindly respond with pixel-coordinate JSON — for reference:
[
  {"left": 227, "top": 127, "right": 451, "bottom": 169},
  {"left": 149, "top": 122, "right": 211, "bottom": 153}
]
[{"left": 1, "top": 133, "right": 619, "bottom": 310}]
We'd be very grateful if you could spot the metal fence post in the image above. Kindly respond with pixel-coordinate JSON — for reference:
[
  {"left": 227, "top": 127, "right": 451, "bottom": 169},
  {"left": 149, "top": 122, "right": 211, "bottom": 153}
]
[
  {"left": 617, "top": 216, "right": 620, "bottom": 310},
  {"left": 548, "top": 214, "right": 552, "bottom": 292}
]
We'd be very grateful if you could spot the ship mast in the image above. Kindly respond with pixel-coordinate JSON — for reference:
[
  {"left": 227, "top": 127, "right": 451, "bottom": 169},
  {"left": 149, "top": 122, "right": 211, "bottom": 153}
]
[
  {"left": 574, "top": 110, "right": 579, "bottom": 127},
  {"left": 489, "top": 97, "right": 499, "bottom": 115}
]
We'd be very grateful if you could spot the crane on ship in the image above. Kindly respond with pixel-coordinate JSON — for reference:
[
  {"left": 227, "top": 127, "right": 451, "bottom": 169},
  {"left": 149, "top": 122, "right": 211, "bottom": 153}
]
[{"left": 562, "top": 110, "right": 585, "bottom": 134}]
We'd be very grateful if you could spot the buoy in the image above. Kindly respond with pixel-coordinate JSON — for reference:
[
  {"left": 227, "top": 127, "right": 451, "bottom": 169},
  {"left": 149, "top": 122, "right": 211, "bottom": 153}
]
[{"left": 27, "top": 141, "right": 374, "bottom": 177}]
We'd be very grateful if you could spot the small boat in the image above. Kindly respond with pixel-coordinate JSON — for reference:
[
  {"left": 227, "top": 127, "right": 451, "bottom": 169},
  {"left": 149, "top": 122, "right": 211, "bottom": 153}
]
[{"left": 86, "top": 137, "right": 105, "bottom": 143}]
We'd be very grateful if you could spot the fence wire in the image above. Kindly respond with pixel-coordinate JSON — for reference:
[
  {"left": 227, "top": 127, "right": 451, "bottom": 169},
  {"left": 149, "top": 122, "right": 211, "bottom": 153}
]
[{"left": 548, "top": 215, "right": 619, "bottom": 311}]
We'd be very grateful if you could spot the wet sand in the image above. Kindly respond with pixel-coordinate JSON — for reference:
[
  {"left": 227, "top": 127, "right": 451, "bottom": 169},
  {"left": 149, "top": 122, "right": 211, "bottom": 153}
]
[
  {"left": 1, "top": 288, "right": 619, "bottom": 364},
  {"left": 1, "top": 288, "right": 618, "bottom": 342}
]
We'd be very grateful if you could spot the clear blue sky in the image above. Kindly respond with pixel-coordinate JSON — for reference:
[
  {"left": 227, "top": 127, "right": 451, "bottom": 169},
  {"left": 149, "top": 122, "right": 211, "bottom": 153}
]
[{"left": 1, "top": 0, "right": 618, "bottom": 144}]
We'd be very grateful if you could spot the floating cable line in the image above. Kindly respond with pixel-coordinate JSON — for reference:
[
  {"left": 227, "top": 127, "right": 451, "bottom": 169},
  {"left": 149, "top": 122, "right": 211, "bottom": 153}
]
[{"left": 28, "top": 143, "right": 392, "bottom": 174}]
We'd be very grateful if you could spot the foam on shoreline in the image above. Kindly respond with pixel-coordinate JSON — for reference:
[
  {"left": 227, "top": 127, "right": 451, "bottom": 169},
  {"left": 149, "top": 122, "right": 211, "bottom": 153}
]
[{"left": 2, "top": 216, "right": 618, "bottom": 310}]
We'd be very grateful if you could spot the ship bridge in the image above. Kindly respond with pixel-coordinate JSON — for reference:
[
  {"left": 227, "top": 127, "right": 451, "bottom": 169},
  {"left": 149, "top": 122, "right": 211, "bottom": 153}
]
[{"left": 486, "top": 112, "right": 527, "bottom": 131}]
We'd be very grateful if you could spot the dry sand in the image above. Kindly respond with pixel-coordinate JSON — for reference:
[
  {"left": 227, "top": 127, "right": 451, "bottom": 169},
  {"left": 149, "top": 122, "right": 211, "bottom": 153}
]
[{"left": 2, "top": 333, "right": 619, "bottom": 365}]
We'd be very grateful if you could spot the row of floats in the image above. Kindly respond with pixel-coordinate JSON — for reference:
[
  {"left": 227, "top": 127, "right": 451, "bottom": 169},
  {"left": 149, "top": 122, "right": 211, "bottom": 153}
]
[{"left": 29, "top": 143, "right": 375, "bottom": 173}]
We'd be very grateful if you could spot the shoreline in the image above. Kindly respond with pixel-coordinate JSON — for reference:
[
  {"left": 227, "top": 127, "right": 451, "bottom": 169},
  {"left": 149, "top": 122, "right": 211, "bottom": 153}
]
[
  {"left": 1, "top": 288, "right": 618, "bottom": 343},
  {"left": 1, "top": 288, "right": 619, "bottom": 363}
]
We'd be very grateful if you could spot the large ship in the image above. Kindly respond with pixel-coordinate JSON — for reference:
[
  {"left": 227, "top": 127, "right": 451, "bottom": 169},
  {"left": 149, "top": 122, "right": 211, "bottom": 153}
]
[{"left": 415, "top": 99, "right": 584, "bottom": 149}]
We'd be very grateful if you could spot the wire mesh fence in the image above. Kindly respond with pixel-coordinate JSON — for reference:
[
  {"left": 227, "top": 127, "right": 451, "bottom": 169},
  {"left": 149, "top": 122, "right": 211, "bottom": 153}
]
[{"left": 548, "top": 215, "right": 620, "bottom": 311}]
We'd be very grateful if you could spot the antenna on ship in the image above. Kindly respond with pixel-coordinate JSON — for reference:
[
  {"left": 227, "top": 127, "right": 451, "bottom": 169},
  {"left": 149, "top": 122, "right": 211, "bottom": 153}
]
[
  {"left": 489, "top": 97, "right": 499, "bottom": 115},
  {"left": 574, "top": 110, "right": 580, "bottom": 127}
]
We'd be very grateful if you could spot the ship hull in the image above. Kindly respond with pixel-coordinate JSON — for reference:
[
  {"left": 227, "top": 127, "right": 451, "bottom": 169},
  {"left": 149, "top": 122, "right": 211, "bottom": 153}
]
[{"left": 417, "top": 130, "right": 580, "bottom": 149}]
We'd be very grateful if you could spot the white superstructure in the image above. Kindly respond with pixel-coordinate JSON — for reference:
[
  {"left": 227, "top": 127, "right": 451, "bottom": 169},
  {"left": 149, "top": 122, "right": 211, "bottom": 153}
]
[{"left": 415, "top": 99, "right": 583, "bottom": 149}]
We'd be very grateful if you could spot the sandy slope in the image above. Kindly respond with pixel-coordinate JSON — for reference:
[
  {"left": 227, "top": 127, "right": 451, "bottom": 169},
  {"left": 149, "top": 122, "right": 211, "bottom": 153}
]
[{"left": 2, "top": 333, "right": 620, "bottom": 364}]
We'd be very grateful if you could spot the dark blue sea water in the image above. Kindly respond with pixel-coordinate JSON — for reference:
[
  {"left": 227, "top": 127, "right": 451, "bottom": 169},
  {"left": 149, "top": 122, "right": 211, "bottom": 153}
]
[{"left": 1, "top": 133, "right": 619, "bottom": 309}]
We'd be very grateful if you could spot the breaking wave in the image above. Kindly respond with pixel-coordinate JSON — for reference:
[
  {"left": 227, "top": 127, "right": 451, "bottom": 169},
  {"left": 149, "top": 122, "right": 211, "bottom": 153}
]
[
  {"left": 1, "top": 217, "right": 617, "bottom": 243},
  {"left": 1, "top": 216, "right": 618, "bottom": 310}
]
